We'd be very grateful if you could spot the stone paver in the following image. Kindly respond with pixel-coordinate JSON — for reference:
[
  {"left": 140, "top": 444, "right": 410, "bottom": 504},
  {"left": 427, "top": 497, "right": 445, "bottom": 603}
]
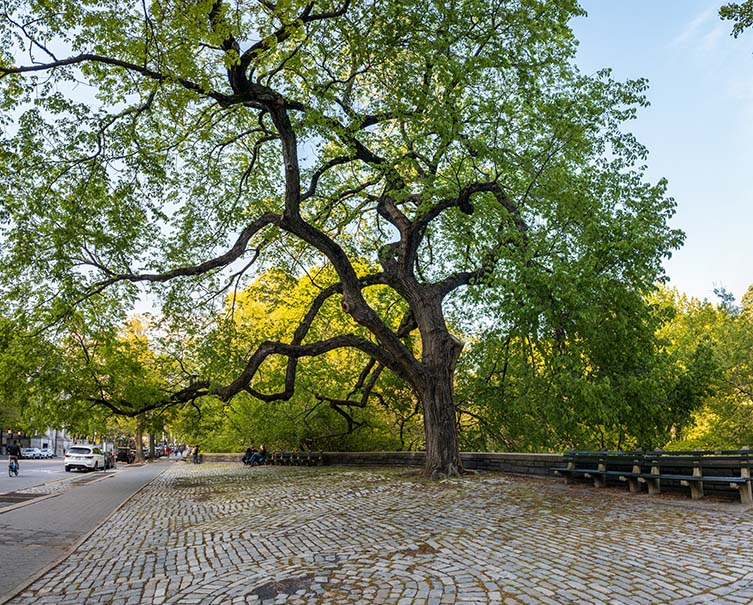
[{"left": 6, "top": 464, "right": 753, "bottom": 604}]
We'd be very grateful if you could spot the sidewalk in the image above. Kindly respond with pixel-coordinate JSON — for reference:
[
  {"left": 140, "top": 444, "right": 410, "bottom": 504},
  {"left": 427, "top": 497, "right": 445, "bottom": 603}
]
[{"left": 4, "top": 462, "right": 753, "bottom": 604}]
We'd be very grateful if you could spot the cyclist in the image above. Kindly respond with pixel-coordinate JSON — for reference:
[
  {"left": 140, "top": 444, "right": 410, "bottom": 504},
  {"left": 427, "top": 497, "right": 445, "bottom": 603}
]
[{"left": 7, "top": 440, "right": 21, "bottom": 476}]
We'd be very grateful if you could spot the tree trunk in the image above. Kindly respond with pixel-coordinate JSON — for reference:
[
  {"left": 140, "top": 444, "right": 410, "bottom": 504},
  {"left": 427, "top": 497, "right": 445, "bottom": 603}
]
[
  {"left": 420, "top": 331, "right": 464, "bottom": 479},
  {"left": 134, "top": 423, "right": 144, "bottom": 462}
]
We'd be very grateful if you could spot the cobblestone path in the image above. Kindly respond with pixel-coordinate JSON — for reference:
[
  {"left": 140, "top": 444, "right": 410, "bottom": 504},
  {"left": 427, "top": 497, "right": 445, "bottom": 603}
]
[{"left": 9, "top": 463, "right": 753, "bottom": 605}]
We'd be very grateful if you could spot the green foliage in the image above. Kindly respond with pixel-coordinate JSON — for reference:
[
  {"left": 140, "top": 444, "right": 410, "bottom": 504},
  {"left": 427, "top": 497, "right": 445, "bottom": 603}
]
[
  {"left": 455, "top": 286, "right": 718, "bottom": 452},
  {"left": 721, "top": 1, "right": 753, "bottom": 38},
  {"left": 0, "top": 310, "right": 185, "bottom": 440},
  {"left": 670, "top": 286, "right": 753, "bottom": 449},
  {"left": 0, "top": 317, "right": 57, "bottom": 432},
  {"left": 190, "top": 267, "right": 424, "bottom": 452}
]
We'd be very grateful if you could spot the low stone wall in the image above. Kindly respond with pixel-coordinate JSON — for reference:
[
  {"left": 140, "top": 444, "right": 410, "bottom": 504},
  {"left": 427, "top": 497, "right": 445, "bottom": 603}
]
[
  {"left": 322, "top": 451, "right": 563, "bottom": 477},
  {"left": 462, "top": 452, "right": 564, "bottom": 477},
  {"left": 202, "top": 450, "right": 564, "bottom": 478},
  {"left": 201, "top": 453, "right": 241, "bottom": 463}
]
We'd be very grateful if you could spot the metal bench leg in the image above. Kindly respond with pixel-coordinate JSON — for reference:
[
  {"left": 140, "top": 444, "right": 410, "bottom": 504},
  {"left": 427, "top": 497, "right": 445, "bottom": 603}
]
[
  {"left": 730, "top": 482, "right": 753, "bottom": 506},
  {"left": 688, "top": 481, "right": 704, "bottom": 500},
  {"left": 564, "top": 461, "right": 575, "bottom": 485},
  {"left": 740, "top": 450, "right": 752, "bottom": 506},
  {"left": 647, "top": 462, "right": 661, "bottom": 496}
]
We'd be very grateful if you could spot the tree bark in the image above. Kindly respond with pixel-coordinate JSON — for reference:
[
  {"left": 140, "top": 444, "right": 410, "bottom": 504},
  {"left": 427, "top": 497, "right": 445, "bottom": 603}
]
[
  {"left": 417, "top": 320, "right": 465, "bottom": 478},
  {"left": 134, "top": 423, "right": 144, "bottom": 462},
  {"left": 421, "top": 377, "right": 463, "bottom": 478}
]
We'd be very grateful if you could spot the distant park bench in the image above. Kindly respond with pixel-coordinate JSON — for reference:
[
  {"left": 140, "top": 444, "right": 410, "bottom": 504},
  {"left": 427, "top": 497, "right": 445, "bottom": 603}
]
[
  {"left": 267, "top": 451, "right": 323, "bottom": 467},
  {"left": 552, "top": 449, "right": 753, "bottom": 505}
]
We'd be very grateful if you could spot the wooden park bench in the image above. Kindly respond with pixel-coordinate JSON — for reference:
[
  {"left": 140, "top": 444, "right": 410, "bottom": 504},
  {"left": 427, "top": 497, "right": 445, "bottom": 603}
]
[{"left": 552, "top": 448, "right": 753, "bottom": 505}]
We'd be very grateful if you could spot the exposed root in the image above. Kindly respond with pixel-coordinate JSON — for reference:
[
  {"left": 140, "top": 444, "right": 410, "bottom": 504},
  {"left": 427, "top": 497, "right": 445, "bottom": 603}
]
[{"left": 427, "top": 462, "right": 464, "bottom": 480}]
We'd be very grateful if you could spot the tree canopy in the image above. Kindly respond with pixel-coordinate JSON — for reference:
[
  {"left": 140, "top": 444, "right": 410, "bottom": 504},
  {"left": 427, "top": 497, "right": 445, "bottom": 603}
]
[{"left": 0, "top": 0, "right": 683, "bottom": 476}]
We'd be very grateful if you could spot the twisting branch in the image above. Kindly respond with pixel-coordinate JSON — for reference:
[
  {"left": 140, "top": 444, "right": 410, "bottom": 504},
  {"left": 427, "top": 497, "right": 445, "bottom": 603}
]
[
  {"left": 91, "top": 212, "right": 280, "bottom": 288},
  {"left": 302, "top": 155, "right": 356, "bottom": 201},
  {"left": 238, "top": 0, "right": 351, "bottom": 79},
  {"left": 217, "top": 334, "right": 392, "bottom": 402},
  {"left": 0, "top": 53, "right": 220, "bottom": 97},
  {"left": 433, "top": 183, "right": 529, "bottom": 297}
]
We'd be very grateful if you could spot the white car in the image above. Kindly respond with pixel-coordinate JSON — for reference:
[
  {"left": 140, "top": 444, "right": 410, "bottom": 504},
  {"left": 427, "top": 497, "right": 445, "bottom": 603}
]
[
  {"left": 20, "top": 448, "right": 42, "bottom": 459},
  {"left": 64, "top": 445, "right": 106, "bottom": 472},
  {"left": 38, "top": 448, "right": 55, "bottom": 458}
]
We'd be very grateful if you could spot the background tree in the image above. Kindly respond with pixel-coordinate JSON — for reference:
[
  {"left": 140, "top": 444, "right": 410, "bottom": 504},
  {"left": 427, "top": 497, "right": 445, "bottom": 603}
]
[
  {"left": 0, "top": 310, "right": 181, "bottom": 450},
  {"left": 454, "top": 285, "right": 716, "bottom": 452},
  {"left": 193, "top": 267, "right": 424, "bottom": 452},
  {"left": 670, "top": 286, "right": 753, "bottom": 448},
  {"left": 0, "top": 0, "right": 682, "bottom": 476},
  {"left": 0, "top": 316, "right": 56, "bottom": 434}
]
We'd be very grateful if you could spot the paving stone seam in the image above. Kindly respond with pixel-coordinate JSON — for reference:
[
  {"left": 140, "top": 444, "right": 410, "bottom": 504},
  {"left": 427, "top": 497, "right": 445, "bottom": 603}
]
[{"left": 0, "top": 467, "right": 167, "bottom": 605}]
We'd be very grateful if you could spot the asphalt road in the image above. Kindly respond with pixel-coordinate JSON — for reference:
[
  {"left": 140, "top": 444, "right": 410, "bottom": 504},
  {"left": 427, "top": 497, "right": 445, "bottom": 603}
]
[
  {"left": 0, "top": 459, "right": 167, "bottom": 602},
  {"left": 0, "top": 457, "right": 72, "bottom": 494}
]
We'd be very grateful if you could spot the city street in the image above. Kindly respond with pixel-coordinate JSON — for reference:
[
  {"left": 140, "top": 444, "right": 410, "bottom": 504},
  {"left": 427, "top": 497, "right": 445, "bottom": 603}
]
[
  {"left": 0, "top": 459, "right": 167, "bottom": 603},
  {"left": 0, "top": 457, "right": 73, "bottom": 496}
]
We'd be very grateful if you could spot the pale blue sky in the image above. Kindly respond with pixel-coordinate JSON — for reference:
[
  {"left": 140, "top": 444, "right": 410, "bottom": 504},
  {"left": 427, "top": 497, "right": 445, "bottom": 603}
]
[{"left": 572, "top": 1, "right": 753, "bottom": 304}]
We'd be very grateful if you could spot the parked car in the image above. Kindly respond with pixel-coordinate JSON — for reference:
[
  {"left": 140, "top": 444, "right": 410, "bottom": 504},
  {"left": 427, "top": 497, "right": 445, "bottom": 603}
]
[
  {"left": 38, "top": 448, "right": 55, "bottom": 458},
  {"left": 64, "top": 445, "right": 105, "bottom": 472},
  {"left": 103, "top": 451, "right": 116, "bottom": 470},
  {"left": 20, "top": 448, "right": 42, "bottom": 459},
  {"left": 115, "top": 448, "right": 135, "bottom": 463}
]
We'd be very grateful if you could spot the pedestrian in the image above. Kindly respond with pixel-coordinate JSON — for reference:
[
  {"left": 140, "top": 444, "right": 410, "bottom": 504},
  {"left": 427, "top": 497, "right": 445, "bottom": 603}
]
[{"left": 191, "top": 444, "right": 200, "bottom": 464}]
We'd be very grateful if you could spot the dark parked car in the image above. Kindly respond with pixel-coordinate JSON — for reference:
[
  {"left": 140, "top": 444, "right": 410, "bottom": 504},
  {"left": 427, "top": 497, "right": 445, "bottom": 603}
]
[{"left": 115, "top": 448, "right": 135, "bottom": 463}]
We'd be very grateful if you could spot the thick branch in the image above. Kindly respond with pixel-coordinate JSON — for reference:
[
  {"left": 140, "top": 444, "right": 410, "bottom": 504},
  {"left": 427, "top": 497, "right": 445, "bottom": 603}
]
[
  {"left": 216, "top": 335, "right": 390, "bottom": 401},
  {"left": 0, "top": 53, "right": 225, "bottom": 100},
  {"left": 92, "top": 212, "right": 280, "bottom": 287}
]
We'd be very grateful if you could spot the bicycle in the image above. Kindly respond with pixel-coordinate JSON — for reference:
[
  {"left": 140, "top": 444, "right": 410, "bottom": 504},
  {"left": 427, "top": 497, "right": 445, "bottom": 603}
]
[{"left": 8, "top": 456, "right": 19, "bottom": 477}]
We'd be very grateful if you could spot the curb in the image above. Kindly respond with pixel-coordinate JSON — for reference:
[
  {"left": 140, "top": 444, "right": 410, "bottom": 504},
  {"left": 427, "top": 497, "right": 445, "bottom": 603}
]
[
  {"left": 0, "top": 466, "right": 168, "bottom": 605},
  {"left": 0, "top": 471, "right": 117, "bottom": 516},
  {"left": 0, "top": 492, "right": 59, "bottom": 515}
]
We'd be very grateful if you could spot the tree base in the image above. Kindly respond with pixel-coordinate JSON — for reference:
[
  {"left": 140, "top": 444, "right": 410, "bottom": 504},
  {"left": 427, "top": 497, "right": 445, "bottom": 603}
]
[{"left": 425, "top": 462, "right": 464, "bottom": 480}]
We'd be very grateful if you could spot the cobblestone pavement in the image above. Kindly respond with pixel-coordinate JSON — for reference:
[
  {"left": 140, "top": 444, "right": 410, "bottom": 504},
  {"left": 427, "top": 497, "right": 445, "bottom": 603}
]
[{"left": 7, "top": 463, "right": 753, "bottom": 605}]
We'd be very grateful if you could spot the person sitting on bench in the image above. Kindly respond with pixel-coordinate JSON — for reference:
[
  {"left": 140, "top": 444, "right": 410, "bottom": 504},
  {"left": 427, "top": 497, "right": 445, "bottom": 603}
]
[
  {"left": 246, "top": 445, "right": 267, "bottom": 466},
  {"left": 242, "top": 445, "right": 256, "bottom": 465}
]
